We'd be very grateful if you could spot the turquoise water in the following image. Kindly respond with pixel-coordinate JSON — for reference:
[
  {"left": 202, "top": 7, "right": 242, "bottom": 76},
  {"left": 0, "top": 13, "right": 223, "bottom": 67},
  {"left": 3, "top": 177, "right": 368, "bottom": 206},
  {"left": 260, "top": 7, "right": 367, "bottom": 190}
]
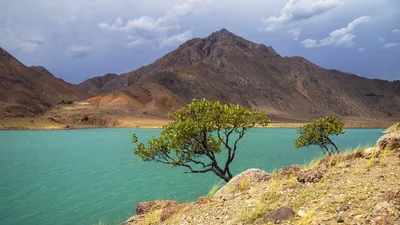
[{"left": 0, "top": 128, "right": 383, "bottom": 225}]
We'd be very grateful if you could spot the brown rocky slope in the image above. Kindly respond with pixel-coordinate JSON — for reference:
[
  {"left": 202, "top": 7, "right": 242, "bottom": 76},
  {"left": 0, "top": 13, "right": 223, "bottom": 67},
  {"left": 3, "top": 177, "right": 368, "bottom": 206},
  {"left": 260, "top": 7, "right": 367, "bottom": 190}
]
[
  {"left": 124, "top": 131, "right": 400, "bottom": 225},
  {"left": 0, "top": 47, "right": 88, "bottom": 117},
  {"left": 65, "top": 28, "right": 400, "bottom": 124}
]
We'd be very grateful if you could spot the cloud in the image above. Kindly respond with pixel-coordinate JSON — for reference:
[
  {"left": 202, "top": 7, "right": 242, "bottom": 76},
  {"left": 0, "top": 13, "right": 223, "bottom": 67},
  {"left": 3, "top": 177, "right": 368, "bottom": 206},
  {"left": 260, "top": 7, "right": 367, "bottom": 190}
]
[
  {"left": 300, "top": 39, "right": 317, "bottom": 48},
  {"left": 392, "top": 29, "right": 400, "bottom": 34},
  {"left": 65, "top": 45, "right": 91, "bottom": 58},
  {"left": 98, "top": 0, "right": 208, "bottom": 32},
  {"left": 378, "top": 37, "right": 385, "bottom": 42},
  {"left": 287, "top": 28, "right": 301, "bottom": 40},
  {"left": 263, "top": 0, "right": 344, "bottom": 30},
  {"left": 0, "top": 28, "right": 45, "bottom": 54},
  {"left": 357, "top": 47, "right": 366, "bottom": 52},
  {"left": 301, "top": 16, "right": 371, "bottom": 48},
  {"left": 383, "top": 43, "right": 399, "bottom": 49},
  {"left": 97, "top": 0, "right": 209, "bottom": 48},
  {"left": 159, "top": 30, "right": 193, "bottom": 47}
]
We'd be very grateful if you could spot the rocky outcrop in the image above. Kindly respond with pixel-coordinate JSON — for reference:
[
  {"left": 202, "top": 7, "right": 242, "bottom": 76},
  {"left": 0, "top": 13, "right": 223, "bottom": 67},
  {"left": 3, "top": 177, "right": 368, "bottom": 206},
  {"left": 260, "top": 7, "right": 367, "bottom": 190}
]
[
  {"left": 214, "top": 168, "right": 271, "bottom": 198},
  {"left": 264, "top": 206, "right": 295, "bottom": 223},
  {"left": 377, "top": 131, "right": 400, "bottom": 151},
  {"left": 124, "top": 200, "right": 182, "bottom": 225},
  {"left": 276, "top": 164, "right": 302, "bottom": 178},
  {"left": 384, "top": 123, "right": 400, "bottom": 134},
  {"left": 297, "top": 164, "right": 328, "bottom": 183}
]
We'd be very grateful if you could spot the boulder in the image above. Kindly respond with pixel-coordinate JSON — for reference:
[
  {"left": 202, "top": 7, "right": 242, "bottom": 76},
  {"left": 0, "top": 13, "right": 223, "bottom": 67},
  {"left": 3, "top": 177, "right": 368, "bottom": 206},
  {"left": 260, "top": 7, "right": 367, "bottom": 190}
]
[
  {"left": 126, "top": 200, "right": 181, "bottom": 224},
  {"left": 297, "top": 164, "right": 327, "bottom": 183},
  {"left": 214, "top": 168, "right": 271, "bottom": 198},
  {"left": 136, "top": 201, "right": 157, "bottom": 215},
  {"left": 264, "top": 206, "right": 295, "bottom": 223},
  {"left": 338, "top": 162, "right": 351, "bottom": 168},
  {"left": 135, "top": 200, "right": 180, "bottom": 216},
  {"left": 276, "top": 164, "right": 302, "bottom": 178},
  {"left": 363, "top": 147, "right": 379, "bottom": 159},
  {"left": 377, "top": 131, "right": 400, "bottom": 152}
]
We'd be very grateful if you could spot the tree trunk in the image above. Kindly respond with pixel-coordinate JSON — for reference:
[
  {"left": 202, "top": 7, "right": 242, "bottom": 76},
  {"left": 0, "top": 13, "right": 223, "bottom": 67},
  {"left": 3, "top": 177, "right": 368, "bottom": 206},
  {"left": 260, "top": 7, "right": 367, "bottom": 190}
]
[{"left": 326, "top": 136, "right": 339, "bottom": 154}]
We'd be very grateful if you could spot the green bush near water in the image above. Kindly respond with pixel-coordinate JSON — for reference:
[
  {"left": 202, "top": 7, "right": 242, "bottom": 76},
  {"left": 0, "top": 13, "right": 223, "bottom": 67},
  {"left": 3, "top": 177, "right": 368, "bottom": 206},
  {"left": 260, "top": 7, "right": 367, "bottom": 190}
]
[{"left": 295, "top": 116, "right": 346, "bottom": 156}]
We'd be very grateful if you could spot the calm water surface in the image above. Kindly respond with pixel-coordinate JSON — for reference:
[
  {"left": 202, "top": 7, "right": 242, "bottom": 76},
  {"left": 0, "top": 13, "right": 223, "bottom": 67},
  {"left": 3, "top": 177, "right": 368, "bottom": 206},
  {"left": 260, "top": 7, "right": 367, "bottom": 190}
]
[{"left": 0, "top": 128, "right": 383, "bottom": 225}]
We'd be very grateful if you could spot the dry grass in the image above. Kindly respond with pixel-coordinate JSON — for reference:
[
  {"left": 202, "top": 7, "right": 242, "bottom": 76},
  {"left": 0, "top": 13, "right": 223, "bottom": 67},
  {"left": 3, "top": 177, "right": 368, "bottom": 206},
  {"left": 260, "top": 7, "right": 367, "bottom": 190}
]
[{"left": 207, "top": 181, "right": 223, "bottom": 200}]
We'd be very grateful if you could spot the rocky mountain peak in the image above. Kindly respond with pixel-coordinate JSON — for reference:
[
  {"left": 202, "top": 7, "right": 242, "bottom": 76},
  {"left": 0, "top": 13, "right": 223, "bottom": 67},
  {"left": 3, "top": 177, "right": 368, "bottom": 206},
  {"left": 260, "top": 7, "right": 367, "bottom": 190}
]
[{"left": 204, "top": 28, "right": 280, "bottom": 57}]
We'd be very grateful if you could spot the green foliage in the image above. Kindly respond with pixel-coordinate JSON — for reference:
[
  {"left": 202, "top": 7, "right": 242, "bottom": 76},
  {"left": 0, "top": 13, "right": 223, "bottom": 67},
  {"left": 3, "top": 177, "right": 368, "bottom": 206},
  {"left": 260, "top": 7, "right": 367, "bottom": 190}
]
[
  {"left": 132, "top": 98, "right": 270, "bottom": 182},
  {"left": 295, "top": 116, "right": 346, "bottom": 156}
]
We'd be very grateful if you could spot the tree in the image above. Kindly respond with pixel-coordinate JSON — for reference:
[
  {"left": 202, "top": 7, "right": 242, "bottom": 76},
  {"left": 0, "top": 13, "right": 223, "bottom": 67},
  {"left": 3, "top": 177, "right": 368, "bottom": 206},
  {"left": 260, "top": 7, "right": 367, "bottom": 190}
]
[
  {"left": 131, "top": 98, "right": 270, "bottom": 182},
  {"left": 294, "top": 116, "right": 346, "bottom": 156}
]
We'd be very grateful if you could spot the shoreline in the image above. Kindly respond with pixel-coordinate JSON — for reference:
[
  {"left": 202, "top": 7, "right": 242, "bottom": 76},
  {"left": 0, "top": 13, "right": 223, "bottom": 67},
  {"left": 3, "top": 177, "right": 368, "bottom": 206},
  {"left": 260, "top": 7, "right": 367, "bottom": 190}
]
[
  {"left": 0, "top": 122, "right": 394, "bottom": 130},
  {"left": 1, "top": 116, "right": 396, "bottom": 130}
]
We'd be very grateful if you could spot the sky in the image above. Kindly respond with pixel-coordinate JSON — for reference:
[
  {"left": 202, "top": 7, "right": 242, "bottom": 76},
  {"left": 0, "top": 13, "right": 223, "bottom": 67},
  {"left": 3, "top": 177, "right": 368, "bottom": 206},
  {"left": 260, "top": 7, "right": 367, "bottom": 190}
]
[{"left": 1, "top": 0, "right": 399, "bottom": 83}]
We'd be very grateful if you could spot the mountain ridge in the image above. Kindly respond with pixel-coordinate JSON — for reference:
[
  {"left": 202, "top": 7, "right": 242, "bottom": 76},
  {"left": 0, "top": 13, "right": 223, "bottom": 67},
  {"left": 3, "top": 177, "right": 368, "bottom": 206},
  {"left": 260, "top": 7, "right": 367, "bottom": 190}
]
[
  {"left": 2, "top": 28, "right": 399, "bottom": 125},
  {"left": 0, "top": 47, "right": 88, "bottom": 117}
]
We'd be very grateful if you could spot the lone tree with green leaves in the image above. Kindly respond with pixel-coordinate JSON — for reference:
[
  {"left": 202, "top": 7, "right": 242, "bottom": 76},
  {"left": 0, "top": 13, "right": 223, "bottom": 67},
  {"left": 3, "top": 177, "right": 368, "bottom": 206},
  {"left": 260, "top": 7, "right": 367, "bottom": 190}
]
[
  {"left": 295, "top": 116, "right": 346, "bottom": 156},
  {"left": 131, "top": 98, "right": 270, "bottom": 182}
]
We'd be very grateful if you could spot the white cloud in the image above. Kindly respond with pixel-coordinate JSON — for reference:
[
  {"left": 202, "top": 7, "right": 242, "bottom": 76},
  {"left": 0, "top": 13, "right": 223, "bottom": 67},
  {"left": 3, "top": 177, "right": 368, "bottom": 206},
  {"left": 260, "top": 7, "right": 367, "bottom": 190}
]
[
  {"left": 97, "top": 0, "right": 209, "bottom": 48},
  {"left": 263, "top": 0, "right": 344, "bottom": 30},
  {"left": 300, "top": 38, "right": 317, "bottom": 48},
  {"left": 378, "top": 37, "right": 385, "bottom": 42},
  {"left": 392, "top": 29, "right": 400, "bottom": 34},
  {"left": 383, "top": 43, "right": 399, "bottom": 49},
  {"left": 301, "top": 16, "right": 371, "bottom": 48},
  {"left": 65, "top": 45, "right": 91, "bottom": 57},
  {"left": 287, "top": 28, "right": 301, "bottom": 40},
  {"left": 357, "top": 47, "right": 365, "bottom": 52},
  {"left": 98, "top": 0, "right": 208, "bottom": 32},
  {"left": 159, "top": 30, "right": 192, "bottom": 48},
  {"left": 0, "top": 28, "right": 45, "bottom": 54}
]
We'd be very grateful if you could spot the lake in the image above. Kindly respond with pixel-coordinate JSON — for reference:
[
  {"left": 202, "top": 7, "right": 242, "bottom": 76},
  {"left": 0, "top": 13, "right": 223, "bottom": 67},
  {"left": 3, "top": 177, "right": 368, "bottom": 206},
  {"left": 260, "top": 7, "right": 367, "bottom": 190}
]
[{"left": 0, "top": 128, "right": 383, "bottom": 225}]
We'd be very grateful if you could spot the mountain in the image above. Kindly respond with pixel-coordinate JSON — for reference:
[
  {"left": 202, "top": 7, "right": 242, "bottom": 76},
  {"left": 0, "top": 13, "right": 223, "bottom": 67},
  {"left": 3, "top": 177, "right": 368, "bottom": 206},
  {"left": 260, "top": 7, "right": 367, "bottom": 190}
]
[
  {"left": 68, "top": 28, "right": 399, "bottom": 124},
  {"left": 0, "top": 47, "right": 88, "bottom": 117},
  {"left": 76, "top": 73, "right": 118, "bottom": 95}
]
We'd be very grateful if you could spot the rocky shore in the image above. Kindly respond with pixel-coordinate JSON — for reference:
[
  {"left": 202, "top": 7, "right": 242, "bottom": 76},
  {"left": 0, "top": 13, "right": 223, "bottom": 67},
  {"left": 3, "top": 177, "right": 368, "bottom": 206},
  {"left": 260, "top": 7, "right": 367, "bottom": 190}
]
[{"left": 124, "top": 131, "right": 400, "bottom": 225}]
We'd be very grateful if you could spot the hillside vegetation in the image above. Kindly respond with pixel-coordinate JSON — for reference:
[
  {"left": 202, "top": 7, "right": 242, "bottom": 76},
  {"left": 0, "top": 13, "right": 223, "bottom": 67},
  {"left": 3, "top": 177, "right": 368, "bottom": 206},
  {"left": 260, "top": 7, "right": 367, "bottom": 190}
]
[{"left": 124, "top": 131, "right": 400, "bottom": 225}]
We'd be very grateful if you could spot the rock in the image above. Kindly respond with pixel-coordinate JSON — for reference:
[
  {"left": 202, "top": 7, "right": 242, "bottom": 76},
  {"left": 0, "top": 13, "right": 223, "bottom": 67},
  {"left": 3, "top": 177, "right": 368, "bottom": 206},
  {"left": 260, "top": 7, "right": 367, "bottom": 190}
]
[
  {"left": 377, "top": 131, "right": 400, "bottom": 152},
  {"left": 214, "top": 168, "right": 271, "bottom": 198},
  {"left": 297, "top": 164, "right": 327, "bottom": 183},
  {"left": 197, "top": 196, "right": 209, "bottom": 204},
  {"left": 375, "top": 201, "right": 391, "bottom": 211},
  {"left": 136, "top": 201, "right": 156, "bottom": 215},
  {"left": 338, "top": 162, "right": 351, "bottom": 168},
  {"left": 364, "top": 147, "right": 379, "bottom": 159},
  {"left": 64, "top": 125, "right": 70, "bottom": 129},
  {"left": 264, "top": 206, "right": 295, "bottom": 223},
  {"left": 222, "top": 194, "right": 234, "bottom": 201},
  {"left": 297, "top": 209, "right": 307, "bottom": 217},
  {"left": 276, "top": 164, "right": 302, "bottom": 178},
  {"left": 135, "top": 200, "right": 180, "bottom": 216},
  {"left": 159, "top": 201, "right": 182, "bottom": 222},
  {"left": 336, "top": 205, "right": 350, "bottom": 212},
  {"left": 337, "top": 217, "right": 345, "bottom": 223}
]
